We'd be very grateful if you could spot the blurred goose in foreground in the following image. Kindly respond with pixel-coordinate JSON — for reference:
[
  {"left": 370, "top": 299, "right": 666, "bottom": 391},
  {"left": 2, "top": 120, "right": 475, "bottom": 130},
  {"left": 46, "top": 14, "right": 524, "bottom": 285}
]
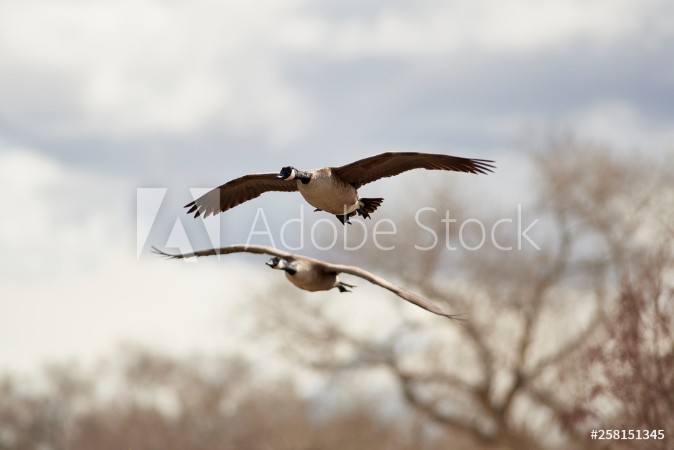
[
  {"left": 152, "top": 245, "right": 463, "bottom": 322},
  {"left": 185, "top": 152, "right": 494, "bottom": 225}
]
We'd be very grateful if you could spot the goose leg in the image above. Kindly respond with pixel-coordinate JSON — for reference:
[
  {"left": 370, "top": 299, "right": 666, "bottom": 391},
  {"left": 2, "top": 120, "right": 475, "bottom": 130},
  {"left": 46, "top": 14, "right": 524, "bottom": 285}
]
[
  {"left": 336, "top": 281, "right": 355, "bottom": 292},
  {"left": 336, "top": 214, "right": 352, "bottom": 225}
]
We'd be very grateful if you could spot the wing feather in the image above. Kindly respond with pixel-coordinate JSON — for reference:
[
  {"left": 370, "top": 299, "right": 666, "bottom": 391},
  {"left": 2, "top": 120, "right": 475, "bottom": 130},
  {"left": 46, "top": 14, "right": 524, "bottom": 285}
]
[
  {"left": 323, "top": 262, "right": 464, "bottom": 322},
  {"left": 185, "top": 173, "right": 298, "bottom": 218},
  {"left": 332, "top": 152, "right": 494, "bottom": 189},
  {"left": 151, "top": 245, "right": 295, "bottom": 260},
  {"left": 153, "top": 245, "right": 463, "bottom": 322}
]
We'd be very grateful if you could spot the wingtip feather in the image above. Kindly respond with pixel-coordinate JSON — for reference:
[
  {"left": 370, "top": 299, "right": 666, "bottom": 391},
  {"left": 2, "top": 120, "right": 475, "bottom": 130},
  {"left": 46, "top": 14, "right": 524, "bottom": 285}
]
[
  {"left": 444, "top": 312, "right": 467, "bottom": 325},
  {"left": 151, "top": 246, "right": 176, "bottom": 259}
]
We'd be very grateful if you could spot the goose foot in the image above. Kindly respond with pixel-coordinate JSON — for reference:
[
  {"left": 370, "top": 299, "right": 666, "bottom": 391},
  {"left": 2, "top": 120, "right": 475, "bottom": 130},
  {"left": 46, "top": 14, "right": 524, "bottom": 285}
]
[{"left": 336, "top": 214, "right": 352, "bottom": 225}]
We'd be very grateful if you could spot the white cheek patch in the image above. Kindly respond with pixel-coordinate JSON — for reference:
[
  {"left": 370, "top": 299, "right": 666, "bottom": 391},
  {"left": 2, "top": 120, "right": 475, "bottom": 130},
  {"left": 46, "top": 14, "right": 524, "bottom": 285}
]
[{"left": 286, "top": 169, "right": 296, "bottom": 180}]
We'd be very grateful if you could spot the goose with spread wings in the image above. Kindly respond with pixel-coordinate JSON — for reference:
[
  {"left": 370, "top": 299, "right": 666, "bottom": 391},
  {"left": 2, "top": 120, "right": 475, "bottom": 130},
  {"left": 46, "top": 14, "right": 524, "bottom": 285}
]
[
  {"left": 185, "top": 152, "right": 494, "bottom": 225},
  {"left": 152, "top": 245, "right": 463, "bottom": 322}
]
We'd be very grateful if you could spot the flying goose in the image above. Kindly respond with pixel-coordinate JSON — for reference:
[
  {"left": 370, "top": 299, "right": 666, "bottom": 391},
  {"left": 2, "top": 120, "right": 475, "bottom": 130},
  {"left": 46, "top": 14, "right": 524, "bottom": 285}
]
[
  {"left": 185, "top": 152, "right": 494, "bottom": 224},
  {"left": 152, "top": 245, "right": 464, "bottom": 322}
]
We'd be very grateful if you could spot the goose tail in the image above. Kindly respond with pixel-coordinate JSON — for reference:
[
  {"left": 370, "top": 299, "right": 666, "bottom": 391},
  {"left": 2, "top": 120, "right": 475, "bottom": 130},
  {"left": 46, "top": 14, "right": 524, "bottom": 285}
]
[{"left": 355, "top": 198, "right": 384, "bottom": 219}]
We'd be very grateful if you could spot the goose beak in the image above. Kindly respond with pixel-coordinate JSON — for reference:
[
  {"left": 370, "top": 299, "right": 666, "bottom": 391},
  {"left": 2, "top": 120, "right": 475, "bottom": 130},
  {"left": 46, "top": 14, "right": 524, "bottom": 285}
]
[
  {"left": 276, "top": 174, "right": 284, "bottom": 179},
  {"left": 265, "top": 260, "right": 275, "bottom": 267}
]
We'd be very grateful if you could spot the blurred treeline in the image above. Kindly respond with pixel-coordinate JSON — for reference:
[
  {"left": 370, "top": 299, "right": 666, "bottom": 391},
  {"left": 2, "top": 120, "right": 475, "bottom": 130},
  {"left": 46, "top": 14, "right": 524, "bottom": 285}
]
[{"left": 2, "top": 136, "right": 673, "bottom": 450}]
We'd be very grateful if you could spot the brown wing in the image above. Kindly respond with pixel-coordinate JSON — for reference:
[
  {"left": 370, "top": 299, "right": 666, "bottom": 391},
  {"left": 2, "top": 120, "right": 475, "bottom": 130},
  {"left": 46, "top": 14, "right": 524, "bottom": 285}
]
[
  {"left": 332, "top": 152, "right": 495, "bottom": 189},
  {"left": 152, "top": 244, "right": 295, "bottom": 260},
  {"left": 185, "top": 173, "right": 298, "bottom": 218},
  {"left": 154, "top": 244, "right": 463, "bottom": 322},
  {"left": 322, "top": 262, "right": 465, "bottom": 322}
]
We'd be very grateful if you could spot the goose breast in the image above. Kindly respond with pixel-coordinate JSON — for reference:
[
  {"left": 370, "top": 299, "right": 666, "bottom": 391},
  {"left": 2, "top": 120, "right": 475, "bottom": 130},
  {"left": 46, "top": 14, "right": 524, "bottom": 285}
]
[{"left": 297, "top": 169, "right": 359, "bottom": 214}]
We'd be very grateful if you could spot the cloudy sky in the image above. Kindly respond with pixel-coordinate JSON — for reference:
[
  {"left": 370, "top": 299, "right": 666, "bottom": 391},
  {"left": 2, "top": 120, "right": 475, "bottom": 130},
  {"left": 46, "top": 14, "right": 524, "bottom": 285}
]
[{"left": 1, "top": 0, "right": 673, "bottom": 373}]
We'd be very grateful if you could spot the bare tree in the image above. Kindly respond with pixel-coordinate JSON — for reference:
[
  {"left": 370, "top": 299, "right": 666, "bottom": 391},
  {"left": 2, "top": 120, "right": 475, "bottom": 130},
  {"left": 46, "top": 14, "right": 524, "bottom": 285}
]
[
  {"left": 2, "top": 137, "right": 671, "bottom": 450},
  {"left": 0, "top": 346, "right": 439, "bottom": 450},
  {"left": 253, "top": 136, "right": 673, "bottom": 450},
  {"left": 580, "top": 257, "right": 674, "bottom": 450}
]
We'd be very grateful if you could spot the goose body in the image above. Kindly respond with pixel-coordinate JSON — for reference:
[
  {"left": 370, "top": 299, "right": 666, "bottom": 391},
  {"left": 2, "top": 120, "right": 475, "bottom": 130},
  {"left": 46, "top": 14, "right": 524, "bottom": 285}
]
[
  {"left": 185, "top": 152, "right": 494, "bottom": 224},
  {"left": 152, "top": 245, "right": 463, "bottom": 321},
  {"left": 295, "top": 168, "right": 360, "bottom": 215},
  {"left": 266, "top": 256, "right": 350, "bottom": 292}
]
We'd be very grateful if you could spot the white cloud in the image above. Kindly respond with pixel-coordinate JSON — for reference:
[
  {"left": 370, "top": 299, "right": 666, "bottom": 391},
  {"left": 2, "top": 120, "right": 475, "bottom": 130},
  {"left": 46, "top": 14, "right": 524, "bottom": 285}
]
[
  {"left": 0, "top": 148, "right": 263, "bottom": 371},
  {"left": 322, "top": 0, "right": 670, "bottom": 57},
  {"left": 0, "top": 0, "right": 670, "bottom": 143},
  {"left": 0, "top": 149, "right": 126, "bottom": 280},
  {"left": 0, "top": 254, "right": 248, "bottom": 372},
  {"left": 569, "top": 101, "right": 674, "bottom": 152},
  {"left": 0, "top": 0, "right": 313, "bottom": 142}
]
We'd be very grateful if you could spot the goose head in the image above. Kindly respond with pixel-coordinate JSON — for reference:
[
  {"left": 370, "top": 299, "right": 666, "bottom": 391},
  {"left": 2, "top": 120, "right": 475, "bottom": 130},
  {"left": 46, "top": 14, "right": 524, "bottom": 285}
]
[
  {"left": 266, "top": 257, "right": 289, "bottom": 270},
  {"left": 277, "top": 166, "right": 297, "bottom": 180}
]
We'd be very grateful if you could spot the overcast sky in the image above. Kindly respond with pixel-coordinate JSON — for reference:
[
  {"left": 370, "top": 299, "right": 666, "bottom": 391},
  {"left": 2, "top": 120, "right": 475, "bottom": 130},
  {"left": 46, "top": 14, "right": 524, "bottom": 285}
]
[{"left": 1, "top": 0, "right": 673, "bottom": 373}]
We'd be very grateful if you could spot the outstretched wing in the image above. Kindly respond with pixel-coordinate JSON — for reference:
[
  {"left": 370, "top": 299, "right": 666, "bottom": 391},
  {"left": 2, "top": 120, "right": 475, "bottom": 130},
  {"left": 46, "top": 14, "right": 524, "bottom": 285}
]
[
  {"left": 323, "top": 262, "right": 464, "bottom": 322},
  {"left": 332, "top": 152, "right": 494, "bottom": 189},
  {"left": 152, "top": 244, "right": 295, "bottom": 260},
  {"left": 185, "top": 173, "right": 298, "bottom": 218},
  {"left": 154, "top": 244, "right": 463, "bottom": 322}
]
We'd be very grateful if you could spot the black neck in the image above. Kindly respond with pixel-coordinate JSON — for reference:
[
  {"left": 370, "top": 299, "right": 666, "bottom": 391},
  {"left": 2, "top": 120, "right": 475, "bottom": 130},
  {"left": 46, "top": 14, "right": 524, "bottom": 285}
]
[
  {"left": 284, "top": 266, "right": 297, "bottom": 275},
  {"left": 295, "top": 171, "right": 311, "bottom": 184}
]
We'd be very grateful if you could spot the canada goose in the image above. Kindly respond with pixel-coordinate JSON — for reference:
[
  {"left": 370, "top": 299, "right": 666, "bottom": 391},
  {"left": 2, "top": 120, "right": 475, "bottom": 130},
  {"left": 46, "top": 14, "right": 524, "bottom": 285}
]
[
  {"left": 185, "top": 152, "right": 494, "bottom": 224},
  {"left": 152, "top": 245, "right": 464, "bottom": 322}
]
